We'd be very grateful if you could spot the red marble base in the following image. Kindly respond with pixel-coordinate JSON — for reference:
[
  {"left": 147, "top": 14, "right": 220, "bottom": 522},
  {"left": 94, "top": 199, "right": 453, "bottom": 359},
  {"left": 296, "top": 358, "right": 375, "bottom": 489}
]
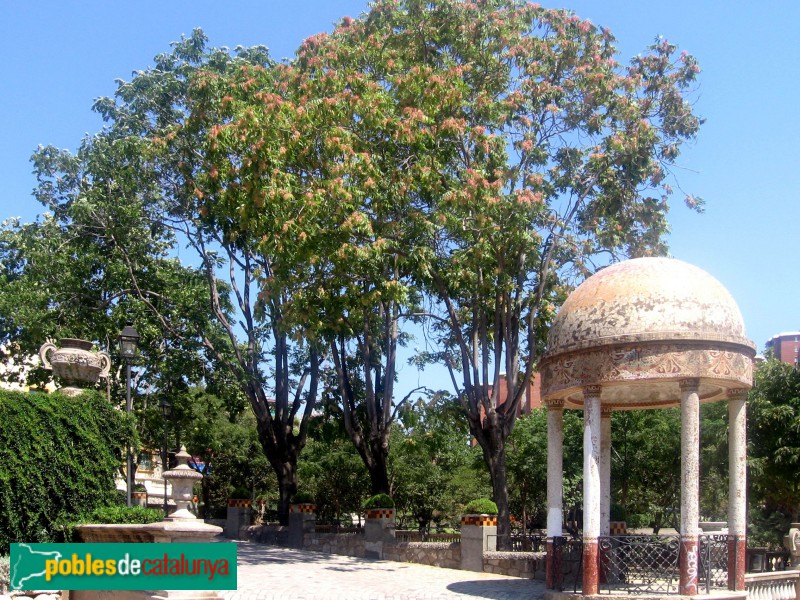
[
  {"left": 546, "top": 540, "right": 559, "bottom": 590},
  {"left": 582, "top": 540, "right": 599, "bottom": 595},
  {"left": 728, "top": 536, "right": 746, "bottom": 591},
  {"left": 680, "top": 538, "right": 699, "bottom": 596}
]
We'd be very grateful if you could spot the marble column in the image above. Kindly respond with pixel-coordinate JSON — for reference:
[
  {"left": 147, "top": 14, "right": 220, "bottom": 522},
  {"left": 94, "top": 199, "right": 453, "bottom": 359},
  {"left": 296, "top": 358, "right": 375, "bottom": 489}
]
[
  {"left": 600, "top": 406, "right": 613, "bottom": 537},
  {"left": 679, "top": 378, "right": 701, "bottom": 596},
  {"left": 546, "top": 398, "right": 564, "bottom": 590},
  {"left": 583, "top": 385, "right": 602, "bottom": 596},
  {"left": 728, "top": 388, "right": 748, "bottom": 591}
]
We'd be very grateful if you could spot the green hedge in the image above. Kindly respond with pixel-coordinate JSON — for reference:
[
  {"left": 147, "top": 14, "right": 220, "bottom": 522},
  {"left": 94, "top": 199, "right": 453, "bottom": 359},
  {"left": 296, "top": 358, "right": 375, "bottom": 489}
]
[{"left": 0, "top": 389, "right": 133, "bottom": 553}]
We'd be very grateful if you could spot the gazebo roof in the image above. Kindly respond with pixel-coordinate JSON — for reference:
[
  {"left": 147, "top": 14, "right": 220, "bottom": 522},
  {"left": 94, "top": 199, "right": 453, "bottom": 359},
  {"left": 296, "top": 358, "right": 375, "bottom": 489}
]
[
  {"left": 546, "top": 257, "right": 752, "bottom": 355},
  {"left": 540, "top": 257, "right": 755, "bottom": 410}
]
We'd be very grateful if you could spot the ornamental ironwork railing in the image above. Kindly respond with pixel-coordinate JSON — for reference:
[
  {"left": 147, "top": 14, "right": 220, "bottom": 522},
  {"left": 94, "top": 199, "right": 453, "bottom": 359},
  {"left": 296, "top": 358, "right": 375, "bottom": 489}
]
[
  {"left": 510, "top": 533, "right": 547, "bottom": 552},
  {"left": 394, "top": 530, "right": 461, "bottom": 543},
  {"left": 549, "top": 534, "right": 740, "bottom": 595},
  {"left": 698, "top": 534, "right": 730, "bottom": 592},
  {"left": 598, "top": 535, "right": 680, "bottom": 594},
  {"left": 550, "top": 536, "right": 584, "bottom": 592}
]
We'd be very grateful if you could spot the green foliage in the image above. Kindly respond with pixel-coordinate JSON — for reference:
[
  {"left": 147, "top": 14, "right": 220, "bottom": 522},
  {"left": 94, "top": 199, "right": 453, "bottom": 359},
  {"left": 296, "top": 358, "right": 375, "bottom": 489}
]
[
  {"left": 0, "top": 389, "right": 133, "bottom": 553},
  {"left": 297, "top": 432, "right": 368, "bottom": 524},
  {"left": 364, "top": 494, "right": 395, "bottom": 509},
  {"left": 749, "top": 358, "right": 800, "bottom": 521},
  {"left": 464, "top": 498, "right": 498, "bottom": 515},
  {"left": 55, "top": 505, "right": 163, "bottom": 543},
  {"left": 83, "top": 505, "right": 163, "bottom": 525},
  {"left": 612, "top": 408, "right": 681, "bottom": 532},
  {"left": 747, "top": 506, "right": 792, "bottom": 550},
  {"left": 230, "top": 487, "right": 251, "bottom": 500},
  {"left": 390, "top": 394, "right": 487, "bottom": 531},
  {"left": 506, "top": 409, "right": 583, "bottom": 528},
  {"left": 182, "top": 391, "right": 274, "bottom": 518},
  {"left": 291, "top": 491, "right": 314, "bottom": 504}
]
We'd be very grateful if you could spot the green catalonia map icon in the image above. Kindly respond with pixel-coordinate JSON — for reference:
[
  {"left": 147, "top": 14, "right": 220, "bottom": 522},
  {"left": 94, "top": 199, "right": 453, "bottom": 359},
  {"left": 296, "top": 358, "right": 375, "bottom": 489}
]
[{"left": 10, "top": 543, "right": 63, "bottom": 591}]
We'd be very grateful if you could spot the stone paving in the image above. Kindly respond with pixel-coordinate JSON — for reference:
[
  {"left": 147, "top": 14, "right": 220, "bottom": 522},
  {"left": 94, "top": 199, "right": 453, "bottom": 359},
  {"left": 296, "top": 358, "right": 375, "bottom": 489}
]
[{"left": 224, "top": 542, "right": 546, "bottom": 600}]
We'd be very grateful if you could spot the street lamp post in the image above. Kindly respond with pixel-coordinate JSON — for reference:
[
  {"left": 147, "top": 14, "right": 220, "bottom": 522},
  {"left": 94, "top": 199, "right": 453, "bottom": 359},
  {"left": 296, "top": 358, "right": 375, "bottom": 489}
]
[
  {"left": 119, "top": 323, "right": 140, "bottom": 507},
  {"left": 159, "top": 396, "right": 172, "bottom": 517}
]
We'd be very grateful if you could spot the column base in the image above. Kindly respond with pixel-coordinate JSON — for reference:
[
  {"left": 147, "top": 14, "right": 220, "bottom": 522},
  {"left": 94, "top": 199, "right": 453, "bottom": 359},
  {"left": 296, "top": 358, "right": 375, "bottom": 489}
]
[
  {"left": 582, "top": 539, "right": 599, "bottom": 596},
  {"left": 728, "top": 536, "right": 746, "bottom": 591},
  {"left": 680, "top": 538, "right": 699, "bottom": 596}
]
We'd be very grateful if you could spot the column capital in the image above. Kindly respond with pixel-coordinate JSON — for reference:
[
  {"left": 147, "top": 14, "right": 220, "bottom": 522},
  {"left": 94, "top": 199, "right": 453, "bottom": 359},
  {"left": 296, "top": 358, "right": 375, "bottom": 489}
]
[
  {"left": 543, "top": 398, "right": 564, "bottom": 410},
  {"left": 679, "top": 378, "right": 701, "bottom": 392},
  {"left": 727, "top": 388, "right": 749, "bottom": 401},
  {"left": 583, "top": 384, "right": 603, "bottom": 398},
  {"left": 601, "top": 405, "right": 613, "bottom": 418}
]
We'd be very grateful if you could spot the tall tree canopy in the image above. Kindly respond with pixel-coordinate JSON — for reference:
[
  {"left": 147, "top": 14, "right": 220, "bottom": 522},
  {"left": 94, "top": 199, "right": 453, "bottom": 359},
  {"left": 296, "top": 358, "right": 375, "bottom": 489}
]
[
  {"left": 749, "top": 358, "right": 800, "bottom": 522},
  {"left": 184, "top": 0, "right": 702, "bottom": 546}
]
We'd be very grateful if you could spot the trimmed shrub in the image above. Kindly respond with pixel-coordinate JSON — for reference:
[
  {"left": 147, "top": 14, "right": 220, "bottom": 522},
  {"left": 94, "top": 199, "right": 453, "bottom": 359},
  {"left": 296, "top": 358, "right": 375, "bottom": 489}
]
[
  {"left": 84, "top": 505, "right": 162, "bottom": 525},
  {"left": 363, "top": 494, "right": 395, "bottom": 510},
  {"left": 0, "top": 389, "right": 133, "bottom": 553},
  {"left": 229, "top": 486, "right": 251, "bottom": 500},
  {"left": 464, "top": 498, "right": 498, "bottom": 515},
  {"left": 291, "top": 491, "right": 314, "bottom": 504}
]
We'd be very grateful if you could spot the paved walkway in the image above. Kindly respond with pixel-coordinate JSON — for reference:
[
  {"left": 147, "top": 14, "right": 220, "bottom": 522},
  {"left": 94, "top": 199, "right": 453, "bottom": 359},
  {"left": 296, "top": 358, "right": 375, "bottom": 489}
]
[{"left": 224, "top": 542, "right": 546, "bottom": 600}]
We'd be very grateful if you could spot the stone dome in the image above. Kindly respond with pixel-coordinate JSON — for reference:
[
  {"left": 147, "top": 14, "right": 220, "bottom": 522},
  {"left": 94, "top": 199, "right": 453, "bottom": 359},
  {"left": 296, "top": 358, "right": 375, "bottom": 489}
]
[
  {"left": 546, "top": 257, "right": 752, "bottom": 355},
  {"left": 540, "top": 257, "right": 755, "bottom": 410}
]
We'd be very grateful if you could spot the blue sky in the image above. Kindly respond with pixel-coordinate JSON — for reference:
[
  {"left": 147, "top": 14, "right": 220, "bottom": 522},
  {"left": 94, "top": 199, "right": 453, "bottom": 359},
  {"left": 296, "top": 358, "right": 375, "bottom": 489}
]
[{"left": 2, "top": 0, "right": 798, "bottom": 371}]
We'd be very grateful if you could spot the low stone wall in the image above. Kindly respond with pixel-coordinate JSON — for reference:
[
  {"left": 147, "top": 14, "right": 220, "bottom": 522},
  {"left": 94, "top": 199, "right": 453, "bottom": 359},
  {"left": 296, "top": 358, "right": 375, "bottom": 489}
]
[
  {"left": 483, "top": 551, "right": 546, "bottom": 580},
  {"left": 384, "top": 542, "right": 461, "bottom": 570},
  {"left": 304, "top": 532, "right": 365, "bottom": 558},
  {"left": 248, "top": 524, "right": 290, "bottom": 546},
  {"left": 248, "top": 522, "right": 542, "bottom": 580}
]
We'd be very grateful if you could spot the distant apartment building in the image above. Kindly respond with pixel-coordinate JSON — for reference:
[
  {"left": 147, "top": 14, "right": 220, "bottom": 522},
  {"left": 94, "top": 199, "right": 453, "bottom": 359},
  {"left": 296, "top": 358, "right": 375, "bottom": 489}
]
[{"left": 765, "top": 332, "right": 800, "bottom": 365}]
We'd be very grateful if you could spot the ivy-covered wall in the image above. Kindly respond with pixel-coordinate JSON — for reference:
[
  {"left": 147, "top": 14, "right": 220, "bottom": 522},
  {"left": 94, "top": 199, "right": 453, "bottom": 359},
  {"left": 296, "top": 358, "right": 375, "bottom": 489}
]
[{"left": 0, "top": 389, "right": 132, "bottom": 553}]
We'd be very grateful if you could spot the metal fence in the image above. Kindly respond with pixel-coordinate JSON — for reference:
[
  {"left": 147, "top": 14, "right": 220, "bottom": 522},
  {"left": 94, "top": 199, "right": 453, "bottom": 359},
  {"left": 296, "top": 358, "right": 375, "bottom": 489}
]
[
  {"left": 599, "top": 535, "right": 681, "bottom": 594},
  {"left": 510, "top": 532, "right": 547, "bottom": 552},
  {"left": 394, "top": 530, "right": 461, "bottom": 543},
  {"left": 549, "top": 534, "right": 735, "bottom": 595}
]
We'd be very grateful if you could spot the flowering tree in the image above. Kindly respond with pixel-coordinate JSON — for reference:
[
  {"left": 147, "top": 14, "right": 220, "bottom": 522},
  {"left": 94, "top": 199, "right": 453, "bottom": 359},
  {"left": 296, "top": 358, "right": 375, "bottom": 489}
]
[
  {"left": 182, "top": 0, "right": 701, "bottom": 543},
  {"left": 285, "top": 0, "right": 702, "bottom": 547}
]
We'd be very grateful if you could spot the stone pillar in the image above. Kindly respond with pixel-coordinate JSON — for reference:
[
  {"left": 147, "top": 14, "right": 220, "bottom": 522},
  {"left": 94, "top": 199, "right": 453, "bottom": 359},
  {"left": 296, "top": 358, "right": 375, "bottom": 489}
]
[
  {"left": 600, "top": 406, "right": 613, "bottom": 537},
  {"left": 224, "top": 499, "right": 252, "bottom": 539},
  {"left": 728, "top": 388, "right": 748, "bottom": 591},
  {"left": 461, "top": 514, "right": 497, "bottom": 572},
  {"left": 582, "top": 385, "right": 602, "bottom": 596},
  {"left": 545, "top": 399, "right": 564, "bottom": 589},
  {"left": 288, "top": 503, "right": 316, "bottom": 549},
  {"left": 364, "top": 508, "right": 396, "bottom": 559},
  {"left": 679, "top": 378, "right": 701, "bottom": 596}
]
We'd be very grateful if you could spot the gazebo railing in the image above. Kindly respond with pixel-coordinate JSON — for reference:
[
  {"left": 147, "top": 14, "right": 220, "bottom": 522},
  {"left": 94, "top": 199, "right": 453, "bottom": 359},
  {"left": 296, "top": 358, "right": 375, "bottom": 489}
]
[
  {"left": 550, "top": 536, "right": 584, "bottom": 592},
  {"left": 550, "top": 534, "right": 735, "bottom": 595},
  {"left": 699, "top": 534, "right": 731, "bottom": 592},
  {"left": 599, "top": 535, "right": 680, "bottom": 594}
]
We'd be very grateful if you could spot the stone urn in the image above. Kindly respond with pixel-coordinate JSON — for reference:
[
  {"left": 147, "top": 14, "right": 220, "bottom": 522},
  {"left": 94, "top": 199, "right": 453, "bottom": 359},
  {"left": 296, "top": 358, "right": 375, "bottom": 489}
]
[
  {"left": 163, "top": 445, "right": 203, "bottom": 520},
  {"left": 39, "top": 338, "right": 111, "bottom": 395}
]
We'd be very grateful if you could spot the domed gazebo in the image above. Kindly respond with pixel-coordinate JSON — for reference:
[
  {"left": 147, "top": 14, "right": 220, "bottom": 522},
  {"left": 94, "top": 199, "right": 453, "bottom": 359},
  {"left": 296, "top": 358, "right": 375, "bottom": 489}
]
[{"left": 539, "top": 257, "right": 755, "bottom": 597}]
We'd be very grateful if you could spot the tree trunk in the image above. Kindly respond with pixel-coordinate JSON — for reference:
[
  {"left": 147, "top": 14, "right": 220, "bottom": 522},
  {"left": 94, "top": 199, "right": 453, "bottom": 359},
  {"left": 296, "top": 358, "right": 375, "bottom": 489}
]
[
  {"left": 271, "top": 459, "right": 298, "bottom": 526},
  {"left": 367, "top": 435, "right": 391, "bottom": 495},
  {"left": 488, "top": 443, "right": 512, "bottom": 551},
  {"left": 473, "top": 414, "right": 512, "bottom": 551}
]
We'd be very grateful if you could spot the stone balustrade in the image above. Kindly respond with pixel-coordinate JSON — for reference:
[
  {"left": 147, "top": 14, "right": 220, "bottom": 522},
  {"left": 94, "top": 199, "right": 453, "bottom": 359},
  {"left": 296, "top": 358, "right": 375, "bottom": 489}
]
[{"left": 746, "top": 571, "right": 799, "bottom": 600}]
